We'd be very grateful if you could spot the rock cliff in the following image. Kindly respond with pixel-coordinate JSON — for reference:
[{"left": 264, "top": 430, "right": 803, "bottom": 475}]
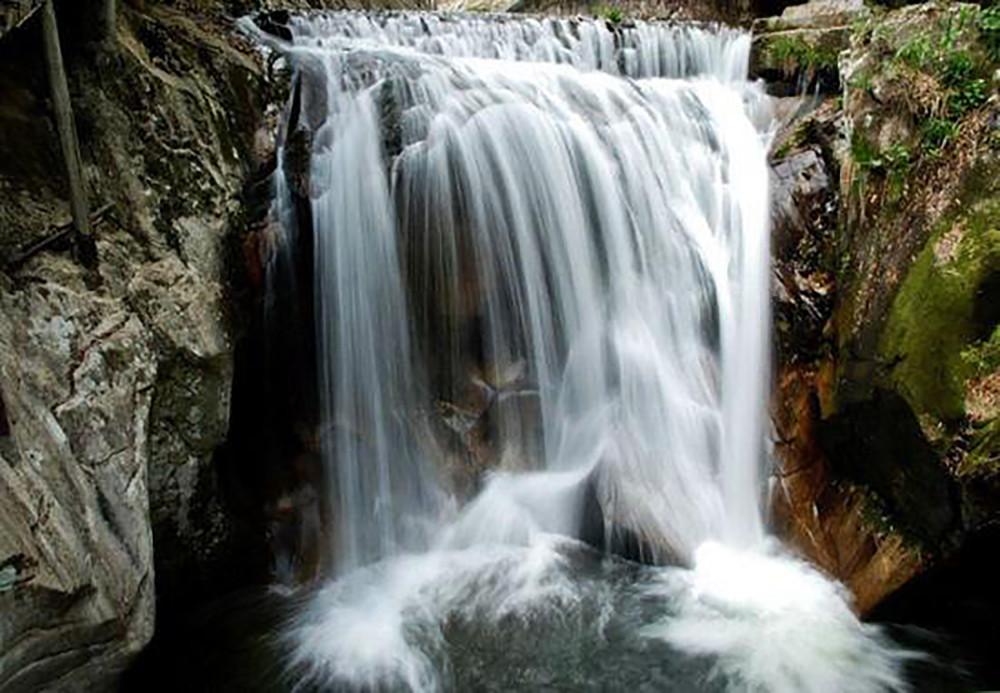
[
  {"left": 765, "top": 0, "right": 1000, "bottom": 638},
  {"left": 2, "top": 0, "right": 998, "bottom": 689},
  {"left": 0, "top": 3, "right": 269, "bottom": 689}
]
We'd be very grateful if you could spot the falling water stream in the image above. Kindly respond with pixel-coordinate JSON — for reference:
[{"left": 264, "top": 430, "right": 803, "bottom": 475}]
[{"left": 246, "top": 12, "right": 914, "bottom": 692}]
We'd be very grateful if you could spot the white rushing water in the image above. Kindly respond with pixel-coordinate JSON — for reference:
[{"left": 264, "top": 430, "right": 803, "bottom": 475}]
[{"left": 248, "top": 12, "right": 914, "bottom": 691}]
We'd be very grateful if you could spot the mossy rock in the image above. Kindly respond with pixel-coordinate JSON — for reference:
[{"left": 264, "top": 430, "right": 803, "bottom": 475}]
[
  {"left": 750, "top": 27, "right": 846, "bottom": 93},
  {"left": 879, "top": 162, "right": 1000, "bottom": 424}
]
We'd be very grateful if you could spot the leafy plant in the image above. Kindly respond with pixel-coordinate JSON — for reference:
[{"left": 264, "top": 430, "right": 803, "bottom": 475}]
[
  {"left": 978, "top": 4, "right": 1000, "bottom": 62},
  {"left": 941, "top": 49, "right": 975, "bottom": 87},
  {"left": 921, "top": 117, "right": 958, "bottom": 156},
  {"left": 596, "top": 5, "right": 625, "bottom": 25},
  {"left": 882, "top": 143, "right": 912, "bottom": 201},
  {"left": 950, "top": 77, "right": 989, "bottom": 117},
  {"left": 963, "top": 327, "right": 1000, "bottom": 377},
  {"left": 767, "top": 35, "right": 838, "bottom": 73},
  {"left": 882, "top": 143, "right": 912, "bottom": 174},
  {"left": 851, "top": 131, "right": 881, "bottom": 170},
  {"left": 850, "top": 133, "right": 912, "bottom": 201},
  {"left": 890, "top": 8, "right": 994, "bottom": 154},
  {"left": 896, "top": 35, "right": 935, "bottom": 69}
]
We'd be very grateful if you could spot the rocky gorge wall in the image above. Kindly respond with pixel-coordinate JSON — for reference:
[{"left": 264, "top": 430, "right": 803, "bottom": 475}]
[
  {"left": 0, "top": 2, "right": 277, "bottom": 689},
  {"left": 1, "top": 0, "right": 998, "bottom": 690},
  {"left": 760, "top": 0, "right": 1000, "bottom": 673}
]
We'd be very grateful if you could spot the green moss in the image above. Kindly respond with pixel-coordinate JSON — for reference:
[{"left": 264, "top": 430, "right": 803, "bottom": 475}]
[
  {"left": 766, "top": 34, "right": 840, "bottom": 73},
  {"left": 963, "top": 419, "right": 1000, "bottom": 477},
  {"left": 962, "top": 325, "right": 1000, "bottom": 376},
  {"left": 879, "top": 167, "right": 1000, "bottom": 422}
]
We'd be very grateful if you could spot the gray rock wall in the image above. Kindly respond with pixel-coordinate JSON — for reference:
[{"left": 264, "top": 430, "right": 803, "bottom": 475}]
[{"left": 0, "top": 3, "right": 271, "bottom": 688}]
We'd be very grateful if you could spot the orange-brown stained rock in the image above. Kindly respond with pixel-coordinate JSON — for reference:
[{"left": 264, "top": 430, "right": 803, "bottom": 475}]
[{"left": 771, "top": 364, "right": 924, "bottom": 615}]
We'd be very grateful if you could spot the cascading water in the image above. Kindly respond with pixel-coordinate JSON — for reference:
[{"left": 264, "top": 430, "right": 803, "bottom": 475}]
[{"left": 247, "top": 12, "right": 914, "bottom": 692}]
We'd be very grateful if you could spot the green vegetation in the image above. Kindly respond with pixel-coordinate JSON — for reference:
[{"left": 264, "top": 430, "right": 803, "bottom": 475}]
[
  {"left": 772, "top": 141, "right": 793, "bottom": 161},
  {"left": 890, "top": 5, "right": 996, "bottom": 154},
  {"left": 850, "top": 132, "right": 911, "bottom": 175},
  {"left": 980, "top": 3, "right": 1000, "bottom": 61},
  {"left": 879, "top": 165, "right": 1000, "bottom": 423},
  {"left": 965, "top": 422, "right": 1000, "bottom": 477},
  {"left": 771, "top": 119, "right": 817, "bottom": 161},
  {"left": 849, "top": 132, "right": 914, "bottom": 202},
  {"left": 766, "top": 34, "right": 840, "bottom": 73},
  {"left": 845, "top": 5, "right": 999, "bottom": 171},
  {"left": 848, "top": 66, "right": 874, "bottom": 91},
  {"left": 920, "top": 117, "right": 958, "bottom": 156},
  {"left": 895, "top": 34, "right": 936, "bottom": 69},
  {"left": 881, "top": 143, "right": 913, "bottom": 174},
  {"left": 850, "top": 130, "right": 879, "bottom": 170},
  {"left": 963, "top": 326, "right": 1000, "bottom": 377},
  {"left": 595, "top": 5, "right": 625, "bottom": 25}
]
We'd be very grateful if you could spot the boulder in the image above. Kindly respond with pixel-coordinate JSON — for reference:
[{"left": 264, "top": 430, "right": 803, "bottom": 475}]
[{"left": 750, "top": 0, "right": 869, "bottom": 94}]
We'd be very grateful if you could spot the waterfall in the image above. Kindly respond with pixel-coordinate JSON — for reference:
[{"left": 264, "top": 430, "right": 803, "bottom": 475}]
[{"left": 248, "top": 12, "right": 913, "bottom": 692}]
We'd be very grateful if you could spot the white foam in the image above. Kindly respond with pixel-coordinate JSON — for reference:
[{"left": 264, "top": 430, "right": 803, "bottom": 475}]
[
  {"left": 643, "top": 542, "right": 916, "bottom": 693},
  {"left": 287, "top": 534, "right": 581, "bottom": 692}
]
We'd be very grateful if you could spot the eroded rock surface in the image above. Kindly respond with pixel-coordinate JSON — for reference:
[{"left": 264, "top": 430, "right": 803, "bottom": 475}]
[
  {"left": 0, "top": 3, "right": 272, "bottom": 689},
  {"left": 768, "top": 0, "right": 1000, "bottom": 617}
]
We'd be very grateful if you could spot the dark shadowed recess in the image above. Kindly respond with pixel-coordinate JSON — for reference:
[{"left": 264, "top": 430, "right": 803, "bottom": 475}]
[
  {"left": 0, "top": 389, "right": 9, "bottom": 438},
  {"left": 818, "top": 389, "right": 961, "bottom": 548},
  {"left": 123, "top": 118, "right": 325, "bottom": 691},
  {"left": 874, "top": 524, "right": 1000, "bottom": 691},
  {"left": 119, "top": 588, "right": 304, "bottom": 693}
]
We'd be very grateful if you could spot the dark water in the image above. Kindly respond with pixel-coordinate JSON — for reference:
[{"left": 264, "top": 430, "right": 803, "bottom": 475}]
[{"left": 123, "top": 546, "right": 985, "bottom": 693}]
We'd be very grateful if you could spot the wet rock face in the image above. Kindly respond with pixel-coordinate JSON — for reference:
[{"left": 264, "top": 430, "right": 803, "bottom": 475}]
[
  {"left": 769, "top": 0, "right": 1000, "bottom": 614},
  {"left": 771, "top": 137, "right": 836, "bottom": 364},
  {"left": 134, "top": 255, "right": 237, "bottom": 606},
  {"left": 765, "top": 94, "right": 925, "bottom": 615},
  {"left": 818, "top": 389, "right": 958, "bottom": 546},
  {"left": 0, "top": 2, "right": 273, "bottom": 689},
  {"left": 770, "top": 368, "right": 925, "bottom": 614}
]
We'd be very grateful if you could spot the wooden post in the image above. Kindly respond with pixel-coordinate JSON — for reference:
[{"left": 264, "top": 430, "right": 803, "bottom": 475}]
[
  {"left": 40, "top": 0, "right": 97, "bottom": 268},
  {"left": 96, "top": 0, "right": 116, "bottom": 50}
]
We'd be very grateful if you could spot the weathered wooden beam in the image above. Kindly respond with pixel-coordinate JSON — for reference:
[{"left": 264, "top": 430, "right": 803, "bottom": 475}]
[
  {"left": 3, "top": 204, "right": 112, "bottom": 272},
  {"left": 95, "top": 0, "right": 116, "bottom": 50},
  {"left": 40, "top": 0, "right": 97, "bottom": 268},
  {"left": 0, "top": 1, "right": 43, "bottom": 44}
]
